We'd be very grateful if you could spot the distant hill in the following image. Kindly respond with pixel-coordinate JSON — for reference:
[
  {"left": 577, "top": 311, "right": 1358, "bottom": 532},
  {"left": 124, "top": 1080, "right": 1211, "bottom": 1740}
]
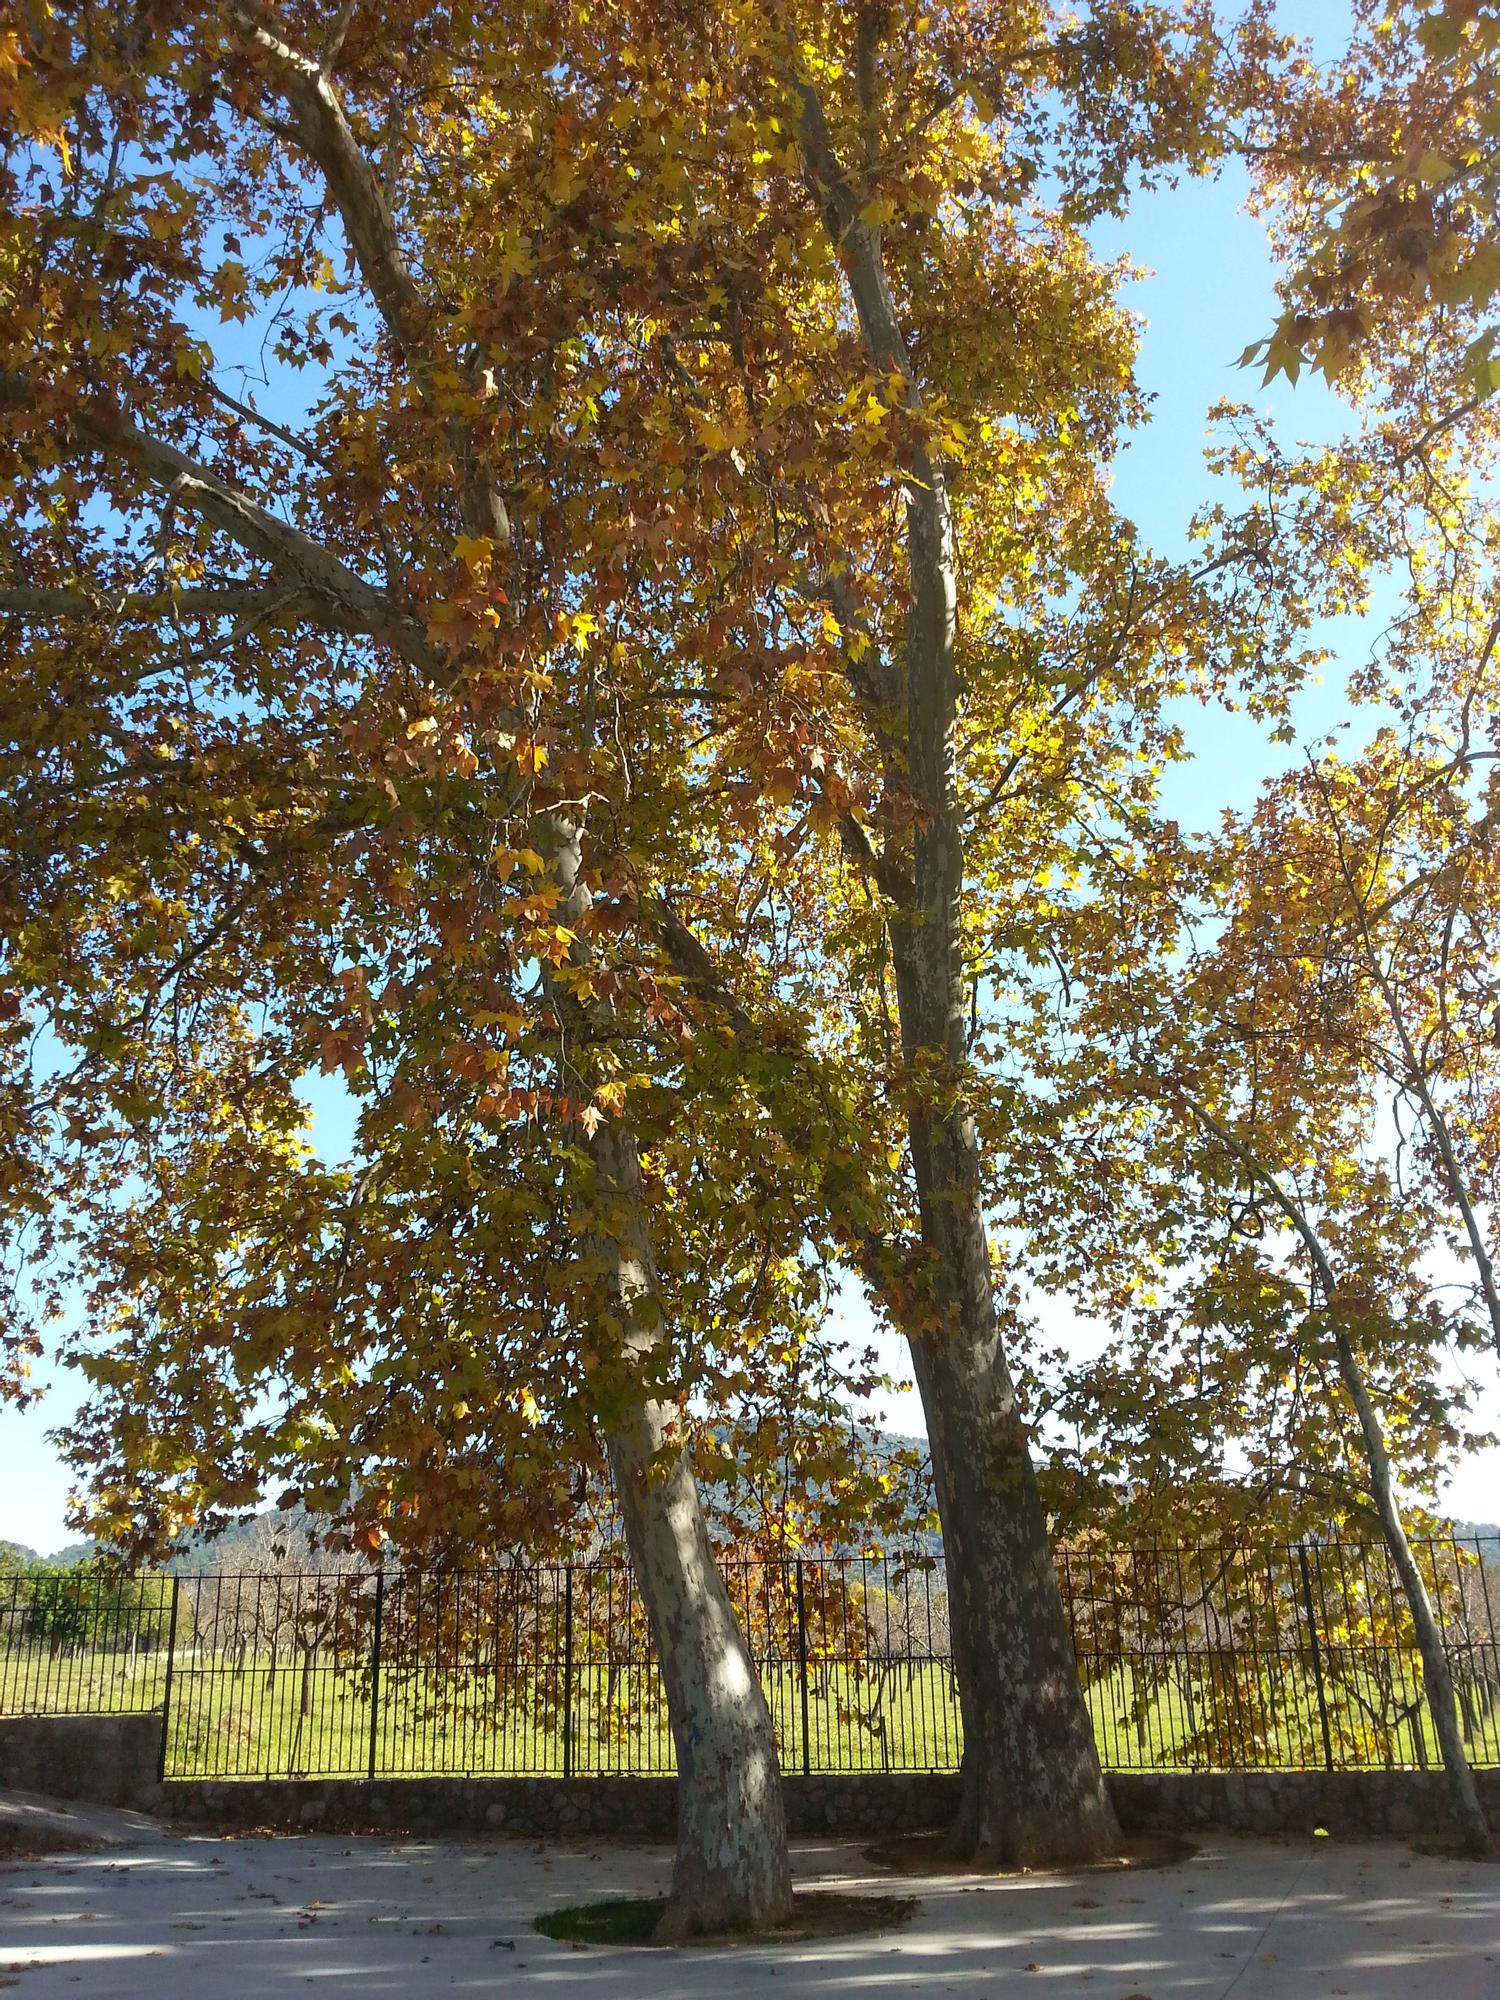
[
  {"left": 13, "top": 1469, "right": 1493, "bottom": 1571},
  {"left": 1, "top": 1537, "right": 98, "bottom": 1571}
]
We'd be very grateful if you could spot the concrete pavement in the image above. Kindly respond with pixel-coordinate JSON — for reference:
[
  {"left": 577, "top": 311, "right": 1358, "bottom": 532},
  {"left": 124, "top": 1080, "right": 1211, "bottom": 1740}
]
[{"left": 0, "top": 1818, "right": 1494, "bottom": 1997}]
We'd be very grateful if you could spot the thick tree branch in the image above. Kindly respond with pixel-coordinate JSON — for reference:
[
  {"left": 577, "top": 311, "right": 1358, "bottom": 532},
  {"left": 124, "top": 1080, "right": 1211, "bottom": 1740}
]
[
  {"left": 793, "top": 77, "right": 910, "bottom": 380},
  {"left": 835, "top": 809, "right": 915, "bottom": 908},
  {"left": 823, "top": 570, "right": 904, "bottom": 722},
  {"left": 646, "top": 894, "right": 757, "bottom": 1039},
  {"left": 795, "top": 69, "right": 961, "bottom": 1058},
  {"left": 232, "top": 5, "right": 429, "bottom": 357},
  {"left": 233, "top": 4, "right": 511, "bottom": 548},
  {"left": 646, "top": 892, "right": 902, "bottom": 1286},
  {"left": 0, "top": 370, "right": 438, "bottom": 669},
  {"left": 1, "top": 584, "right": 318, "bottom": 623}
]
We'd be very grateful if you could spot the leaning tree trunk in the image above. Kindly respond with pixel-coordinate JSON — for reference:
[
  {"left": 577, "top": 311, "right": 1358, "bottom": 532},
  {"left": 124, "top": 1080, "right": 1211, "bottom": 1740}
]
[
  {"left": 587, "top": 1120, "right": 793, "bottom": 1936},
  {"left": 1331, "top": 1319, "right": 1493, "bottom": 1855},
  {"left": 1191, "top": 1102, "right": 1493, "bottom": 1857},
  {"left": 545, "top": 816, "right": 793, "bottom": 1934}
]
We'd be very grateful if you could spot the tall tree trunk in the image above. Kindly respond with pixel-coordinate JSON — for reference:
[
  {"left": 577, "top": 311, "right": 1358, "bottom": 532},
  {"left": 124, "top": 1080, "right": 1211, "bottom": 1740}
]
[
  {"left": 886, "top": 366, "right": 1117, "bottom": 1863},
  {"left": 913, "top": 1332, "right": 1119, "bottom": 1863},
  {"left": 587, "top": 1120, "right": 794, "bottom": 1936},
  {"left": 1330, "top": 1319, "right": 1492, "bottom": 1855},
  {"left": 895, "top": 943, "right": 1119, "bottom": 1864},
  {"left": 545, "top": 816, "right": 794, "bottom": 1934},
  {"left": 1189, "top": 1099, "right": 1493, "bottom": 1856},
  {"left": 795, "top": 72, "right": 1120, "bottom": 1866}
]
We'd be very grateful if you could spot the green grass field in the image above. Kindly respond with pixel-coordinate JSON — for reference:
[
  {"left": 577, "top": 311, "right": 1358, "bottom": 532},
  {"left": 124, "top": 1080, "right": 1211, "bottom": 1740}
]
[
  {"left": 0, "top": 1647, "right": 168, "bottom": 1721},
  {"left": 7, "top": 1642, "right": 1490, "bottom": 1782},
  {"left": 5, "top": 1640, "right": 1496, "bottom": 1784}
]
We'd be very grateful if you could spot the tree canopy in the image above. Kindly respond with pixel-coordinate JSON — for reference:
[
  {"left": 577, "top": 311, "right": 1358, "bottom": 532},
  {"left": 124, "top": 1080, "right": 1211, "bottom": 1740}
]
[{"left": 5, "top": 0, "right": 1499, "bottom": 1889}]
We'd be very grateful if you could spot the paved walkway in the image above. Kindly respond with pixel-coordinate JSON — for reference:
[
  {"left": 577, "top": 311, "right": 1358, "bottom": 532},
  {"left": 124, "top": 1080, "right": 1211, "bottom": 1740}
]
[{"left": 0, "top": 1817, "right": 1494, "bottom": 1996}]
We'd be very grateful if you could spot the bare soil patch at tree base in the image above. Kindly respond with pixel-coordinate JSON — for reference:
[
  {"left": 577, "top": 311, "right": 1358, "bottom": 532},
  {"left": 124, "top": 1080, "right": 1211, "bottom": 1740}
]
[
  {"left": 534, "top": 1888, "right": 917, "bottom": 1947},
  {"left": 1410, "top": 1835, "right": 1500, "bottom": 1863},
  {"left": 863, "top": 1828, "right": 1196, "bottom": 1877}
]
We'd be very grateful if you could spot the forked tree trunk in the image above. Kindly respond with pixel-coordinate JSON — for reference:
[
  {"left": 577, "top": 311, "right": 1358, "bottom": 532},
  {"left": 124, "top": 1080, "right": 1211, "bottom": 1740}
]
[{"left": 546, "top": 817, "right": 794, "bottom": 1933}]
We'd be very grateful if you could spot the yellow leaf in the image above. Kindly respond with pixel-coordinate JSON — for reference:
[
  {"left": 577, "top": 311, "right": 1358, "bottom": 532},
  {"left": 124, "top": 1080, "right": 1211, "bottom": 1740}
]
[{"left": 454, "top": 533, "right": 494, "bottom": 571}]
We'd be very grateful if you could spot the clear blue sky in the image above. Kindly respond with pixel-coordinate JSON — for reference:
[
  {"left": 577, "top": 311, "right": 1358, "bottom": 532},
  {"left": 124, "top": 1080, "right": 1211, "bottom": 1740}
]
[{"left": 4, "top": 10, "right": 1496, "bottom": 1549}]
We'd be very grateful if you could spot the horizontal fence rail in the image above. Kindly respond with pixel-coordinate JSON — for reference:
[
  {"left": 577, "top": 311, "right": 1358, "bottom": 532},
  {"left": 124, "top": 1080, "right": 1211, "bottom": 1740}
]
[{"left": 3, "top": 1537, "right": 1496, "bottom": 1782}]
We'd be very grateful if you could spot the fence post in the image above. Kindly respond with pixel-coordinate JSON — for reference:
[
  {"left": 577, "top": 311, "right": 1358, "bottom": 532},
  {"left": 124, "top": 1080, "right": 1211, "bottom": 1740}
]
[
  {"left": 561, "top": 1565, "right": 575, "bottom": 1780},
  {"left": 1296, "top": 1543, "right": 1335, "bottom": 1774},
  {"left": 795, "top": 1556, "right": 812, "bottom": 1778},
  {"left": 367, "top": 1571, "right": 385, "bottom": 1782},
  {"left": 156, "top": 1576, "right": 181, "bottom": 1785}
]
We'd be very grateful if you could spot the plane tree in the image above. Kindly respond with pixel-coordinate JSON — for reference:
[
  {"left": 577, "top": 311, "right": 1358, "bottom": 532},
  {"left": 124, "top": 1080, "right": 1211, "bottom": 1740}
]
[{"left": 0, "top": 0, "right": 1315, "bottom": 1892}]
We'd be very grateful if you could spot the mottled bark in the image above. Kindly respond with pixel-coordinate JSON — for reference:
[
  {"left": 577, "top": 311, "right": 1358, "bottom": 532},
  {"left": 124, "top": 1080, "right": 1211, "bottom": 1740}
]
[
  {"left": 547, "top": 818, "right": 794, "bottom": 1933},
  {"left": 895, "top": 936, "right": 1119, "bottom": 1864},
  {"left": 796, "top": 70, "right": 1121, "bottom": 1865},
  {"left": 587, "top": 1121, "right": 794, "bottom": 1934},
  {"left": 911, "top": 1320, "right": 1120, "bottom": 1862}
]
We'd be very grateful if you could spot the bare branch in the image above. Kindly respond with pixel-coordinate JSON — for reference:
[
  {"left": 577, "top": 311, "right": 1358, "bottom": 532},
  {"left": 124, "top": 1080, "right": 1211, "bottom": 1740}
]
[{"left": 1, "top": 584, "right": 313, "bottom": 622}]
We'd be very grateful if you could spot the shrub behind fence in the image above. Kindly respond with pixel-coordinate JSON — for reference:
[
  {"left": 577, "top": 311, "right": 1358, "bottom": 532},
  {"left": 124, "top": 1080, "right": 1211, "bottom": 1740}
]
[{"left": 3, "top": 1537, "right": 1496, "bottom": 1781}]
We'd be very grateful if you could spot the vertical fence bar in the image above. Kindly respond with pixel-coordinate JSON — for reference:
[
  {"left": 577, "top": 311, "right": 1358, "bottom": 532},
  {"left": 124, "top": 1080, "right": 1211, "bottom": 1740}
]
[
  {"left": 795, "top": 1556, "right": 811, "bottom": 1778},
  {"left": 1296, "top": 1544, "right": 1334, "bottom": 1773},
  {"left": 156, "top": 1576, "right": 181, "bottom": 1784},
  {"left": 15, "top": 1537, "right": 1495, "bottom": 1787},
  {"left": 1473, "top": 1537, "right": 1499, "bottom": 1765},
  {"left": 367, "top": 1570, "right": 385, "bottom": 1781},
  {"left": 561, "top": 1564, "right": 575, "bottom": 1780}
]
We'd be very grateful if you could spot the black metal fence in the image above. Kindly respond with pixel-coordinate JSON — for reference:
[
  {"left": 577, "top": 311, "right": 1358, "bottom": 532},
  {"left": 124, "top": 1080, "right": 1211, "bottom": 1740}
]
[
  {"left": 0, "top": 1570, "right": 175, "bottom": 1716},
  {"left": 3, "top": 1537, "right": 1497, "bottom": 1781},
  {"left": 157, "top": 1556, "right": 962, "bottom": 1781}
]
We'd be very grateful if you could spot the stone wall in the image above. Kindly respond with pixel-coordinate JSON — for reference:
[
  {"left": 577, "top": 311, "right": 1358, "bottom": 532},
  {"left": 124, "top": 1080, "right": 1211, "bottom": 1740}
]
[
  {"left": 1112, "top": 1768, "right": 1500, "bottom": 1843},
  {"left": 0, "top": 1714, "right": 163, "bottom": 1811},
  {"left": 157, "top": 1766, "right": 1500, "bottom": 1845},
  {"left": 1, "top": 1712, "right": 1495, "bottom": 1849},
  {"left": 159, "top": 1772, "right": 959, "bottom": 1839}
]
